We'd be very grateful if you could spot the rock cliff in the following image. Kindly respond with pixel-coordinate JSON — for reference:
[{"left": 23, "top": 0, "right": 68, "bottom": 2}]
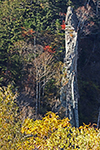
[{"left": 60, "top": 6, "right": 79, "bottom": 127}]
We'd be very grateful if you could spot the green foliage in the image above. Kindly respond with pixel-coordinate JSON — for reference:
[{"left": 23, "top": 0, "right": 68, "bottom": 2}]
[
  {"left": 0, "top": 0, "right": 66, "bottom": 87},
  {"left": 0, "top": 0, "right": 23, "bottom": 86}
]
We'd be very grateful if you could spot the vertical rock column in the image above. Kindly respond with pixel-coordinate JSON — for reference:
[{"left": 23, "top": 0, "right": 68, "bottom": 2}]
[{"left": 60, "top": 7, "right": 79, "bottom": 127}]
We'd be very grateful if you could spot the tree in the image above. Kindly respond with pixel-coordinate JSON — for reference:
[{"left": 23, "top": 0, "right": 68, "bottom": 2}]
[
  {"left": 0, "top": 0, "right": 66, "bottom": 87},
  {"left": 0, "top": 0, "right": 24, "bottom": 86},
  {"left": 0, "top": 85, "right": 22, "bottom": 149},
  {"left": 33, "top": 51, "right": 56, "bottom": 114}
]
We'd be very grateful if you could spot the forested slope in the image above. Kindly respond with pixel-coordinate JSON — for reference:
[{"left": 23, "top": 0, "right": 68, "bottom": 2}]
[
  {"left": 1, "top": 0, "right": 100, "bottom": 149},
  {"left": 0, "top": 0, "right": 67, "bottom": 119}
]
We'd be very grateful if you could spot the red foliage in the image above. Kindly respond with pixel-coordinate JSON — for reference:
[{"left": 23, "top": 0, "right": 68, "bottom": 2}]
[
  {"left": 61, "top": 20, "right": 65, "bottom": 30},
  {"left": 61, "top": 24, "right": 65, "bottom": 30},
  {"left": 59, "top": 12, "right": 66, "bottom": 16},
  {"left": 44, "top": 45, "right": 56, "bottom": 53}
]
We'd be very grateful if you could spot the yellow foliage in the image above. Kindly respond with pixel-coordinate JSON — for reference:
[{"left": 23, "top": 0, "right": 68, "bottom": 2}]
[
  {"left": 40, "top": 3, "right": 44, "bottom": 9},
  {"left": 0, "top": 85, "right": 22, "bottom": 150},
  {"left": 0, "top": 86, "right": 100, "bottom": 150},
  {"left": 21, "top": 112, "right": 100, "bottom": 150}
]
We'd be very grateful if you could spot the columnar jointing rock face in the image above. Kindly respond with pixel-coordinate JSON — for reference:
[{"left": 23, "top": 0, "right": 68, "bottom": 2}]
[{"left": 60, "top": 7, "right": 79, "bottom": 127}]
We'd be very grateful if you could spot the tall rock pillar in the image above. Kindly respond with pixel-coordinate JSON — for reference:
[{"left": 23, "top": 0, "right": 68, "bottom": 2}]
[{"left": 60, "top": 7, "right": 79, "bottom": 127}]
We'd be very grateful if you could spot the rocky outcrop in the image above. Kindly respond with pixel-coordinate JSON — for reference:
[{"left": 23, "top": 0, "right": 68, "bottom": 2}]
[{"left": 60, "top": 6, "right": 79, "bottom": 127}]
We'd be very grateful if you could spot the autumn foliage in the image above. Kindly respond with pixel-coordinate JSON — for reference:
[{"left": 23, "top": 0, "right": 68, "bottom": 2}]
[
  {"left": 61, "top": 20, "right": 65, "bottom": 30},
  {"left": 0, "top": 86, "right": 100, "bottom": 150},
  {"left": 0, "top": 86, "right": 22, "bottom": 149},
  {"left": 20, "top": 113, "right": 100, "bottom": 150},
  {"left": 44, "top": 45, "right": 56, "bottom": 53},
  {"left": 21, "top": 27, "right": 35, "bottom": 38}
]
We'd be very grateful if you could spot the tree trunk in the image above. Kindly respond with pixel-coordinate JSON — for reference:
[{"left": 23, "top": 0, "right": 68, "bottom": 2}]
[
  {"left": 39, "top": 79, "right": 41, "bottom": 112},
  {"left": 34, "top": 36, "right": 38, "bottom": 118},
  {"left": 35, "top": 68, "right": 38, "bottom": 118}
]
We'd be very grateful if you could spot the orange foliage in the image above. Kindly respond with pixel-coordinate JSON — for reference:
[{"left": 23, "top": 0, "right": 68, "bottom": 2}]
[
  {"left": 27, "top": 29, "right": 35, "bottom": 35},
  {"left": 21, "top": 27, "right": 35, "bottom": 38},
  {"left": 44, "top": 45, "right": 56, "bottom": 53}
]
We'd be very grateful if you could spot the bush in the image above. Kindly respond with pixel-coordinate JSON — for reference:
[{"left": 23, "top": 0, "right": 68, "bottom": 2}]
[{"left": 21, "top": 112, "right": 100, "bottom": 150}]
